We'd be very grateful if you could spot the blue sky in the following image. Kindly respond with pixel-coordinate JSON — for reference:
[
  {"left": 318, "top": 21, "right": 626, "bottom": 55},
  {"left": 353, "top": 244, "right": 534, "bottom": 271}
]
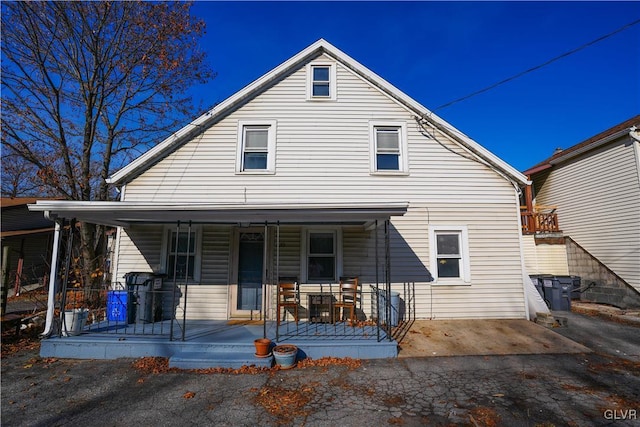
[{"left": 189, "top": 1, "right": 639, "bottom": 171}]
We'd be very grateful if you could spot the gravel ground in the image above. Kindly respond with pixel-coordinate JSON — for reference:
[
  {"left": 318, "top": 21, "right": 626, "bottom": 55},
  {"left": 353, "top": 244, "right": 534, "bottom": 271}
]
[{"left": 2, "top": 311, "right": 639, "bottom": 426}]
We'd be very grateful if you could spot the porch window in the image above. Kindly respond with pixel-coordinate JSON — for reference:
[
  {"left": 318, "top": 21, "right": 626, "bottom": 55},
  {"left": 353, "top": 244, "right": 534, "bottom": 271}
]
[
  {"left": 306, "top": 62, "right": 336, "bottom": 100},
  {"left": 429, "top": 226, "right": 470, "bottom": 283},
  {"left": 306, "top": 231, "right": 337, "bottom": 282},
  {"left": 162, "top": 226, "right": 202, "bottom": 282},
  {"left": 369, "top": 121, "right": 408, "bottom": 174},
  {"left": 236, "top": 120, "right": 277, "bottom": 173}
]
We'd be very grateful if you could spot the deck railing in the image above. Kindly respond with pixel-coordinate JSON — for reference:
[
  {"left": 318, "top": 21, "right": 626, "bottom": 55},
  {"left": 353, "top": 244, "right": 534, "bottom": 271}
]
[{"left": 520, "top": 205, "right": 560, "bottom": 234}]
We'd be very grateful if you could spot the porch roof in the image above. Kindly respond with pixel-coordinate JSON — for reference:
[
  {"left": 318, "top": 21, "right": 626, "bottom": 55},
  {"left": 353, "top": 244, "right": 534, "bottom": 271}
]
[{"left": 28, "top": 200, "right": 409, "bottom": 227}]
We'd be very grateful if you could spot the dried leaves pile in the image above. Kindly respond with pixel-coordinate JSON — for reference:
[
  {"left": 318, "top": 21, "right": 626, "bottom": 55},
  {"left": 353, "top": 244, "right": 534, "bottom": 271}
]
[
  {"left": 253, "top": 385, "right": 313, "bottom": 424},
  {"left": 1, "top": 327, "right": 41, "bottom": 356},
  {"left": 132, "top": 355, "right": 363, "bottom": 376}
]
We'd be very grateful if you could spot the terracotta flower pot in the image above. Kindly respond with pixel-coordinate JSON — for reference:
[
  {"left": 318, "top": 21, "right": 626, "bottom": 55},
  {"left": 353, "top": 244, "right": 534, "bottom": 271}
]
[{"left": 254, "top": 338, "right": 272, "bottom": 358}]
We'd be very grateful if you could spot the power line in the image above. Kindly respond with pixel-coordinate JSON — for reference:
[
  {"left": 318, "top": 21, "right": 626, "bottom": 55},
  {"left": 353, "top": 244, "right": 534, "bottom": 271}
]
[{"left": 432, "top": 18, "right": 640, "bottom": 113}]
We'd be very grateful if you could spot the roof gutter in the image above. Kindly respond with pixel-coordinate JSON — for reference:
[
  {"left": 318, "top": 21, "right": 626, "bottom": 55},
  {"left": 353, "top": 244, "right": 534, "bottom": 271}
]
[{"left": 550, "top": 128, "right": 632, "bottom": 165}]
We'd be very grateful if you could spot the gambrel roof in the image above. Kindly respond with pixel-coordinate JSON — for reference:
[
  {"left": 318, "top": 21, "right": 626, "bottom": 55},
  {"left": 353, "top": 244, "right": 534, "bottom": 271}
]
[{"left": 107, "top": 39, "right": 528, "bottom": 187}]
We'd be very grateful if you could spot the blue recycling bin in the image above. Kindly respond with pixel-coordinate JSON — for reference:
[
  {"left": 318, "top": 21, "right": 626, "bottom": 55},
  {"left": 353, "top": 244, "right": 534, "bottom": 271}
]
[{"left": 107, "top": 290, "right": 130, "bottom": 323}]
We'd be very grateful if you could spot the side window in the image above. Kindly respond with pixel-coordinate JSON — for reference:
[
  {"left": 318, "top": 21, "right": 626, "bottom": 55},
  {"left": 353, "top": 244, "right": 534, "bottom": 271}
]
[
  {"left": 306, "top": 62, "right": 336, "bottom": 101},
  {"left": 429, "top": 226, "right": 470, "bottom": 283},
  {"left": 163, "top": 226, "right": 202, "bottom": 282},
  {"left": 375, "top": 127, "right": 401, "bottom": 170},
  {"left": 369, "top": 121, "right": 408, "bottom": 174},
  {"left": 242, "top": 126, "right": 269, "bottom": 170},
  {"left": 303, "top": 229, "right": 342, "bottom": 282},
  {"left": 236, "top": 120, "right": 276, "bottom": 173}
]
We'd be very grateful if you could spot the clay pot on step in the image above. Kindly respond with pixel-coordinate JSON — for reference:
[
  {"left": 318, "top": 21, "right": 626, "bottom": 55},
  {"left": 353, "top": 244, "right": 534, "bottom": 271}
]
[{"left": 254, "top": 338, "right": 272, "bottom": 358}]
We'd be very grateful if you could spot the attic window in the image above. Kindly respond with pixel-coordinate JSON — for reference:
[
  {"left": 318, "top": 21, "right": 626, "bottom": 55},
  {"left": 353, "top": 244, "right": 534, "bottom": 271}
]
[
  {"left": 312, "top": 66, "right": 330, "bottom": 97},
  {"left": 307, "top": 63, "right": 336, "bottom": 101}
]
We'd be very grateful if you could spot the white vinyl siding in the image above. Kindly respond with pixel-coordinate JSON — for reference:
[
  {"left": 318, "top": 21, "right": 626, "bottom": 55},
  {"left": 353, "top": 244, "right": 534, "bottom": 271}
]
[
  {"left": 521, "top": 235, "right": 569, "bottom": 276},
  {"left": 119, "top": 54, "right": 528, "bottom": 320},
  {"left": 533, "top": 137, "right": 640, "bottom": 292},
  {"left": 114, "top": 225, "right": 232, "bottom": 320}
]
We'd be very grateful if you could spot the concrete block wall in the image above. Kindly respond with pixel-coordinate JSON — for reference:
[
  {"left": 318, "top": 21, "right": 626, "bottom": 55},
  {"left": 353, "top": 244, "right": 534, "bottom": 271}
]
[{"left": 566, "top": 238, "right": 640, "bottom": 309}]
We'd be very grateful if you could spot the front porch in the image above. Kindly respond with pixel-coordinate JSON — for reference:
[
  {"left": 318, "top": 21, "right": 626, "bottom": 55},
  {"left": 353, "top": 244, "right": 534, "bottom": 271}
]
[{"left": 39, "top": 318, "right": 400, "bottom": 369}]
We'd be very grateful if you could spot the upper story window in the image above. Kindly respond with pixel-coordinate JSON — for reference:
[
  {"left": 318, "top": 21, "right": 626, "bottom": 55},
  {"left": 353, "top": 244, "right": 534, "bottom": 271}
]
[
  {"left": 306, "top": 62, "right": 336, "bottom": 101},
  {"left": 369, "top": 121, "right": 408, "bottom": 174},
  {"left": 429, "top": 226, "right": 471, "bottom": 284},
  {"left": 236, "top": 120, "right": 276, "bottom": 174}
]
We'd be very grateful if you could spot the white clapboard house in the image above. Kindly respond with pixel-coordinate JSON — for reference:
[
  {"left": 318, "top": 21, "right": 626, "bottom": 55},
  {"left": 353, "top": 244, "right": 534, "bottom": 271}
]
[{"left": 30, "top": 40, "right": 532, "bottom": 362}]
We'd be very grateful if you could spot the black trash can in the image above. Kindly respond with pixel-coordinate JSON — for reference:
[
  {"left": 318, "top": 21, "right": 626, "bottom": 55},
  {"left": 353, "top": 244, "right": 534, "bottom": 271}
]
[
  {"left": 124, "top": 272, "right": 162, "bottom": 323},
  {"left": 570, "top": 276, "right": 582, "bottom": 300}
]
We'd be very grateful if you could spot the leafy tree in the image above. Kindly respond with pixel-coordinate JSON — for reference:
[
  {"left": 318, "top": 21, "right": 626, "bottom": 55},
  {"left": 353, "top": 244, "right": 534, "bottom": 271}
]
[{"left": 1, "top": 1, "right": 215, "bottom": 291}]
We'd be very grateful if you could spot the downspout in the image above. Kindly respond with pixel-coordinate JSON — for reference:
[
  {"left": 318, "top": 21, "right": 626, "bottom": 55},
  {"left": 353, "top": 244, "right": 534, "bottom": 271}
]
[
  {"left": 514, "top": 187, "right": 531, "bottom": 320},
  {"left": 41, "top": 215, "right": 62, "bottom": 337},
  {"left": 630, "top": 126, "right": 640, "bottom": 189}
]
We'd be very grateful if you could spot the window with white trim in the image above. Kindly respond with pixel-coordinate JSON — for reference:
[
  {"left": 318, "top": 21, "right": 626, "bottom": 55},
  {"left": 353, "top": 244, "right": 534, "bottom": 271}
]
[
  {"left": 306, "top": 63, "right": 336, "bottom": 100},
  {"left": 429, "top": 226, "right": 470, "bottom": 283},
  {"left": 303, "top": 229, "right": 342, "bottom": 282},
  {"left": 162, "top": 226, "right": 202, "bottom": 282},
  {"left": 369, "top": 121, "right": 408, "bottom": 173},
  {"left": 236, "top": 120, "right": 276, "bottom": 173}
]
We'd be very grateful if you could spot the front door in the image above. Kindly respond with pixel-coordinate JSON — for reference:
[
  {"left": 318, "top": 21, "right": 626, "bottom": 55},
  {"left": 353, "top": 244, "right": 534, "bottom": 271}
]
[{"left": 233, "top": 231, "right": 264, "bottom": 316}]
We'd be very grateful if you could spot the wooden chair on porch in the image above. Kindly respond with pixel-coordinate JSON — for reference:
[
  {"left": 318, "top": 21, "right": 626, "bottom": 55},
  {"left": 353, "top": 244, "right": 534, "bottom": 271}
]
[
  {"left": 334, "top": 276, "right": 358, "bottom": 324},
  {"left": 277, "top": 277, "right": 299, "bottom": 324}
]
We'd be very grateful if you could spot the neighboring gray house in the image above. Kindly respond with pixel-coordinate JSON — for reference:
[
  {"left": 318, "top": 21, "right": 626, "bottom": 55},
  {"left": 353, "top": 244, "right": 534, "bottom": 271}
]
[
  {"left": 523, "top": 115, "right": 640, "bottom": 308},
  {"left": 1, "top": 197, "right": 55, "bottom": 313},
  {"left": 31, "top": 39, "right": 532, "bottom": 334}
]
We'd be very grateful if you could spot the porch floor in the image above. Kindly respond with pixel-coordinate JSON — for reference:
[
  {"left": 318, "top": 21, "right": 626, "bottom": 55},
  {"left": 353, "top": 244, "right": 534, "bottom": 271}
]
[{"left": 40, "top": 319, "right": 398, "bottom": 369}]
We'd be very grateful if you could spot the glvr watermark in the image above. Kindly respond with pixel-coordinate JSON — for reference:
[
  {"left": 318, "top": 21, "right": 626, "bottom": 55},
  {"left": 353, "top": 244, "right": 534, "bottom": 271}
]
[{"left": 603, "top": 409, "right": 637, "bottom": 420}]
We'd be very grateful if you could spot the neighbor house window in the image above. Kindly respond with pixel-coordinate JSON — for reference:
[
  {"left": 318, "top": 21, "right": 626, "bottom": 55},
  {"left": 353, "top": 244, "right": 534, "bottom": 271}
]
[
  {"left": 429, "top": 226, "right": 470, "bottom": 283},
  {"left": 162, "top": 226, "right": 202, "bottom": 282},
  {"left": 304, "top": 229, "right": 342, "bottom": 282},
  {"left": 306, "top": 62, "right": 336, "bottom": 100},
  {"left": 236, "top": 120, "right": 276, "bottom": 173},
  {"left": 369, "top": 121, "right": 408, "bottom": 173}
]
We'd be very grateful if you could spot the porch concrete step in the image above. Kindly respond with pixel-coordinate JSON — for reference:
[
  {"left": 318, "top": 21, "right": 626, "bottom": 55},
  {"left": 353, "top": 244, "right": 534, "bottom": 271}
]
[{"left": 169, "top": 351, "right": 274, "bottom": 370}]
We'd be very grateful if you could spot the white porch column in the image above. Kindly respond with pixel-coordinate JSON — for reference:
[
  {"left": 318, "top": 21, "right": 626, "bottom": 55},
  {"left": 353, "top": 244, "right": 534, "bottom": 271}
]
[{"left": 42, "top": 218, "right": 62, "bottom": 336}]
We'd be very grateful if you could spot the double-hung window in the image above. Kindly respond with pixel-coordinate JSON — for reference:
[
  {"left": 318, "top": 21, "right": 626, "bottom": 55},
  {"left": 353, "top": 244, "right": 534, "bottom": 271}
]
[
  {"left": 163, "top": 226, "right": 202, "bottom": 282},
  {"left": 236, "top": 120, "right": 276, "bottom": 173},
  {"left": 305, "top": 230, "right": 341, "bottom": 282},
  {"left": 306, "top": 62, "right": 336, "bottom": 100},
  {"left": 429, "top": 226, "right": 470, "bottom": 284},
  {"left": 370, "top": 121, "right": 408, "bottom": 173}
]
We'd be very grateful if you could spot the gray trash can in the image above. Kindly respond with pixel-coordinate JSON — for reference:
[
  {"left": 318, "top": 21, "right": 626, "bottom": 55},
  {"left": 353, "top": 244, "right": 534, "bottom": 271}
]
[
  {"left": 550, "top": 276, "right": 573, "bottom": 311},
  {"left": 378, "top": 291, "right": 401, "bottom": 327}
]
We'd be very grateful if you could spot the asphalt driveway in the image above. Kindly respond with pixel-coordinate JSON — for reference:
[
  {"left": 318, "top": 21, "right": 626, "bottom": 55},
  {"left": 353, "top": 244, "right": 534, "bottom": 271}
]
[{"left": 2, "top": 311, "right": 639, "bottom": 426}]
